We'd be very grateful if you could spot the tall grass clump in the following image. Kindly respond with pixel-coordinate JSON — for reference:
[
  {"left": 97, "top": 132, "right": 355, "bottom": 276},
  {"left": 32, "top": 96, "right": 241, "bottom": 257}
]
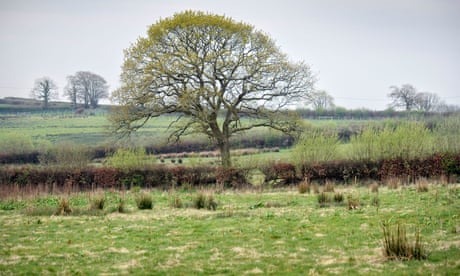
[
  {"left": 291, "top": 130, "right": 341, "bottom": 166},
  {"left": 106, "top": 147, "right": 152, "bottom": 171},
  {"left": 317, "top": 192, "right": 331, "bottom": 207},
  {"left": 298, "top": 180, "right": 310, "bottom": 194},
  {"left": 90, "top": 193, "right": 106, "bottom": 210},
  {"left": 135, "top": 192, "right": 153, "bottom": 210},
  {"left": 193, "top": 192, "right": 218, "bottom": 210},
  {"left": 382, "top": 221, "right": 426, "bottom": 261}
]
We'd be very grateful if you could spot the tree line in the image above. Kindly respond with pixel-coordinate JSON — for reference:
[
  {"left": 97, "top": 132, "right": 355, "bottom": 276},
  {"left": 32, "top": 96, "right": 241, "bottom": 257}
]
[{"left": 30, "top": 71, "right": 109, "bottom": 109}]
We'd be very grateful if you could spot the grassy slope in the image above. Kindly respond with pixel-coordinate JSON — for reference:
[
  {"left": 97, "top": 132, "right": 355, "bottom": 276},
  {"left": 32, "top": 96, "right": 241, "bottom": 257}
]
[{"left": 0, "top": 185, "right": 459, "bottom": 274}]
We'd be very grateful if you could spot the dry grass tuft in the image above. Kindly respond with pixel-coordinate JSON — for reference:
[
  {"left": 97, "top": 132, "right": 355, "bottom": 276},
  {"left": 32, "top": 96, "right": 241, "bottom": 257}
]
[
  {"left": 370, "top": 182, "right": 379, "bottom": 193},
  {"left": 298, "top": 180, "right": 310, "bottom": 194},
  {"left": 324, "top": 181, "right": 335, "bottom": 192},
  {"left": 416, "top": 178, "right": 429, "bottom": 193}
]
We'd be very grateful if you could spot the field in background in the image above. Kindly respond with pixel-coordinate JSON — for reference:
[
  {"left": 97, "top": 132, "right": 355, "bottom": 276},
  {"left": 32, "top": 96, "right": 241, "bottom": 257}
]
[{"left": 1, "top": 184, "right": 459, "bottom": 274}]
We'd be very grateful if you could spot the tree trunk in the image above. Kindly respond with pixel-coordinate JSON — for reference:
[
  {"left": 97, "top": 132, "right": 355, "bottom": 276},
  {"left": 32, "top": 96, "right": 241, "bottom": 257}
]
[{"left": 218, "top": 138, "right": 232, "bottom": 168}]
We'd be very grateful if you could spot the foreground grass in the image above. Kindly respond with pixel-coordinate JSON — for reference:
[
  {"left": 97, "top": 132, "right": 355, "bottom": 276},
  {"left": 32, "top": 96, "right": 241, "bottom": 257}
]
[{"left": 0, "top": 184, "right": 459, "bottom": 275}]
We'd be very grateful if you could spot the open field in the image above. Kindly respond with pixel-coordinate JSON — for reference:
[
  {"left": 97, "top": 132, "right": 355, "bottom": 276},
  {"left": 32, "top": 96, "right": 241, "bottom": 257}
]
[{"left": 1, "top": 184, "right": 459, "bottom": 275}]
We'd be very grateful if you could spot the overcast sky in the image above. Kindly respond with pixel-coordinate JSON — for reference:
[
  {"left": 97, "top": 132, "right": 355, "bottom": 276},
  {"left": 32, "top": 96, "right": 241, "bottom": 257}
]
[{"left": 0, "top": 0, "right": 459, "bottom": 110}]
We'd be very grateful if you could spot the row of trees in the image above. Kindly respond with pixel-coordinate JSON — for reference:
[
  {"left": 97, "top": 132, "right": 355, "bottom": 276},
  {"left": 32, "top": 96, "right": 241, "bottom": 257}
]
[
  {"left": 388, "top": 84, "right": 444, "bottom": 112},
  {"left": 304, "top": 84, "right": 456, "bottom": 113},
  {"left": 30, "top": 71, "right": 109, "bottom": 109}
]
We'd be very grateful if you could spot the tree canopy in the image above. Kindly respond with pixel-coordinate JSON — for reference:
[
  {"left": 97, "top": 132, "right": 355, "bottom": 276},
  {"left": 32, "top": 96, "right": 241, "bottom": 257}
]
[{"left": 111, "top": 11, "right": 315, "bottom": 167}]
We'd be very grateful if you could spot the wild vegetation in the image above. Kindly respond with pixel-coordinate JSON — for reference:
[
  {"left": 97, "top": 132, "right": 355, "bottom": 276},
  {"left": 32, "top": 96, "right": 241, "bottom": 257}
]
[{"left": 0, "top": 184, "right": 459, "bottom": 274}]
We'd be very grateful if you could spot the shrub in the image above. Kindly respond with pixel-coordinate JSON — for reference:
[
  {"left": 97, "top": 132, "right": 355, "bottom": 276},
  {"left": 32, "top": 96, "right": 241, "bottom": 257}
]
[
  {"left": 135, "top": 192, "right": 153, "bottom": 210},
  {"left": 292, "top": 130, "right": 341, "bottom": 165},
  {"left": 350, "top": 121, "right": 435, "bottom": 161},
  {"left": 0, "top": 133, "right": 34, "bottom": 155},
  {"left": 39, "top": 142, "right": 93, "bottom": 169},
  {"left": 298, "top": 181, "right": 310, "bottom": 194},
  {"left": 381, "top": 221, "right": 426, "bottom": 261},
  {"left": 106, "top": 147, "right": 152, "bottom": 171}
]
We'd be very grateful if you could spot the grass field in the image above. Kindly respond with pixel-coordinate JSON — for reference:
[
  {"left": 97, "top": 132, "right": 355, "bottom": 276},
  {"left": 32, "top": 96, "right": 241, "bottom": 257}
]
[{"left": 1, "top": 184, "right": 459, "bottom": 275}]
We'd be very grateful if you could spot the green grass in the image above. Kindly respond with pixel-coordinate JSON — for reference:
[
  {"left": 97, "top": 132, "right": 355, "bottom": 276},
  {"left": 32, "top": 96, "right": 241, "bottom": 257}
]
[{"left": 0, "top": 184, "right": 459, "bottom": 274}]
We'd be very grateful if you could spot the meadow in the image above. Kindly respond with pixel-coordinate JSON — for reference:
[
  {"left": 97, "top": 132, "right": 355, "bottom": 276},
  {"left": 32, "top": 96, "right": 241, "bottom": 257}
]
[
  {"left": 1, "top": 108, "right": 460, "bottom": 274},
  {"left": 0, "top": 183, "right": 459, "bottom": 275}
]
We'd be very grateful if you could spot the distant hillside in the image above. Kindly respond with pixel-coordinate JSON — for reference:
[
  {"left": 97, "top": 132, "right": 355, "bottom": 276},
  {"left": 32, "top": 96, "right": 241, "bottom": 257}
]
[{"left": 0, "top": 97, "right": 112, "bottom": 113}]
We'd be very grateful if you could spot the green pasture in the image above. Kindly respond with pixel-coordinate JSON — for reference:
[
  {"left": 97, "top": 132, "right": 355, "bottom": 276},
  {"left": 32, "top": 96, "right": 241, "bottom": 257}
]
[{"left": 0, "top": 184, "right": 459, "bottom": 274}]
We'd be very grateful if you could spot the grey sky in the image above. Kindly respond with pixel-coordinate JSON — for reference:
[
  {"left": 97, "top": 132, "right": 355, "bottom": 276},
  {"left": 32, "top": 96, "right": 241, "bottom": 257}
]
[{"left": 0, "top": 0, "right": 459, "bottom": 110}]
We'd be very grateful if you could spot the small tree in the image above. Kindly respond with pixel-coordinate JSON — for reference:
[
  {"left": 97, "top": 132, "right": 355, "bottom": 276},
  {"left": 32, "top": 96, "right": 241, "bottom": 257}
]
[
  {"left": 111, "top": 11, "right": 314, "bottom": 168},
  {"left": 30, "top": 77, "right": 58, "bottom": 109}
]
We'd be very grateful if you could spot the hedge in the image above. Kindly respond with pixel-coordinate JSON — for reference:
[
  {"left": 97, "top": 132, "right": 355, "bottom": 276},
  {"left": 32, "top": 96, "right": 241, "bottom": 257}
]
[{"left": 0, "top": 153, "right": 458, "bottom": 193}]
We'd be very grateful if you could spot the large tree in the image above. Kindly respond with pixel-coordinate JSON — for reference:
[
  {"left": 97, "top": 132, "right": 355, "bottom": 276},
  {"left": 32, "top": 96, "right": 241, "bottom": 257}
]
[
  {"left": 415, "top": 92, "right": 440, "bottom": 112},
  {"left": 64, "top": 71, "right": 109, "bottom": 108},
  {"left": 111, "top": 11, "right": 314, "bottom": 167},
  {"left": 388, "top": 84, "right": 418, "bottom": 111},
  {"left": 63, "top": 75, "right": 78, "bottom": 108},
  {"left": 30, "top": 77, "right": 58, "bottom": 109},
  {"left": 307, "top": 90, "right": 335, "bottom": 110}
]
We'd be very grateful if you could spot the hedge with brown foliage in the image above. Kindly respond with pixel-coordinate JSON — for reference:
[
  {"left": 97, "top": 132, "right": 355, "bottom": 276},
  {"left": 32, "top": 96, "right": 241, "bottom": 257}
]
[
  {"left": 0, "top": 165, "right": 216, "bottom": 193},
  {"left": 0, "top": 153, "right": 458, "bottom": 193}
]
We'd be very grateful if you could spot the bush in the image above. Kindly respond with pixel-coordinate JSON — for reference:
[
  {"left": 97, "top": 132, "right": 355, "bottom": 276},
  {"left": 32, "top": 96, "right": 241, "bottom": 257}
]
[
  {"left": 292, "top": 130, "right": 341, "bottom": 164},
  {"left": 39, "top": 142, "right": 93, "bottom": 169},
  {"left": 0, "top": 133, "right": 34, "bottom": 155},
  {"left": 106, "top": 147, "right": 152, "bottom": 171},
  {"left": 350, "top": 121, "right": 435, "bottom": 161},
  {"left": 382, "top": 221, "right": 426, "bottom": 261},
  {"left": 135, "top": 192, "right": 153, "bottom": 210}
]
